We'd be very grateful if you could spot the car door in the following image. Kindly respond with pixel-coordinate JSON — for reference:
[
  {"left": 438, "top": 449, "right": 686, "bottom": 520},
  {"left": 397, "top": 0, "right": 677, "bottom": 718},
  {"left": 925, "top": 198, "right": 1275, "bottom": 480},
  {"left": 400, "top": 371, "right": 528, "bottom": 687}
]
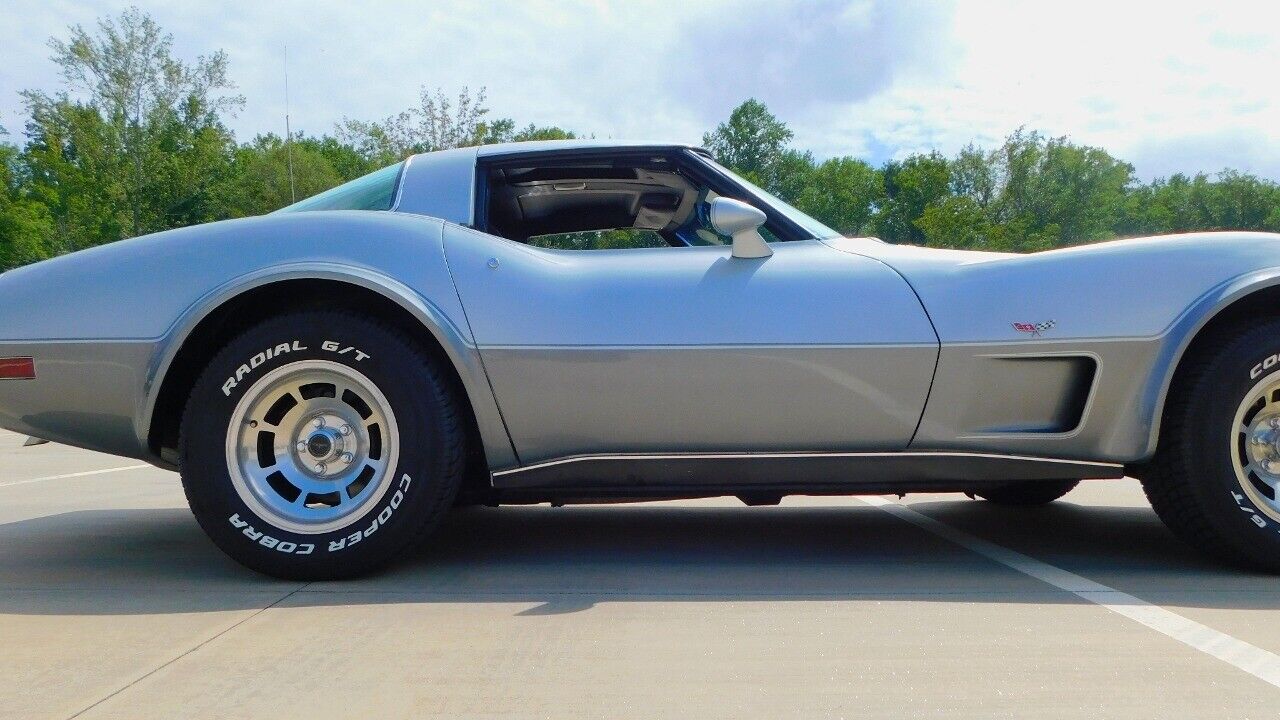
[{"left": 443, "top": 224, "right": 939, "bottom": 465}]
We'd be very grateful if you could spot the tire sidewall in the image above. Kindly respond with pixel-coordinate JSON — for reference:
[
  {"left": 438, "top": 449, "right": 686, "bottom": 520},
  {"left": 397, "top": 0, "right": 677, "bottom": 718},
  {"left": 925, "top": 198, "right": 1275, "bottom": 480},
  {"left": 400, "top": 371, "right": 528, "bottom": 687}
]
[
  {"left": 1184, "top": 335, "right": 1280, "bottom": 558},
  {"left": 181, "top": 313, "right": 451, "bottom": 577}
]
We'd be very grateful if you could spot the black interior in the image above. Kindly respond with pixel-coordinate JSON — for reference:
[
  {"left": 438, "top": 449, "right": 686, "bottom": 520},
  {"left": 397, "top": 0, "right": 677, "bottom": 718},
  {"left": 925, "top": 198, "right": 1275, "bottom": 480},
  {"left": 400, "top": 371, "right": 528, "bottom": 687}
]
[{"left": 482, "top": 155, "right": 701, "bottom": 244}]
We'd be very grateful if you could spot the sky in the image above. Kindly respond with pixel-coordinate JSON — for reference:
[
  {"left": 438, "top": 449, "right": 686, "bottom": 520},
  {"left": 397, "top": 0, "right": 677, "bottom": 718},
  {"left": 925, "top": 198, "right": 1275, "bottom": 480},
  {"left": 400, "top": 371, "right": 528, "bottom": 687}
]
[{"left": 3, "top": 0, "right": 1280, "bottom": 181}]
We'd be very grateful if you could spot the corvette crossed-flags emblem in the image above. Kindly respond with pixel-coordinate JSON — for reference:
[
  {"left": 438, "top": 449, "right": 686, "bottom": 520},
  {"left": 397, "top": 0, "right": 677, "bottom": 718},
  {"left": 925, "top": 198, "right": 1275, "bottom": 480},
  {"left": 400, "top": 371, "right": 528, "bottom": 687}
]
[{"left": 1012, "top": 320, "right": 1056, "bottom": 336}]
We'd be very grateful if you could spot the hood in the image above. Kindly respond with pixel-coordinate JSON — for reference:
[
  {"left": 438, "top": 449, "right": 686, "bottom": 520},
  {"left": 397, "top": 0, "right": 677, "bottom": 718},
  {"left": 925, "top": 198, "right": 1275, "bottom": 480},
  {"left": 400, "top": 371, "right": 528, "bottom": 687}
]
[{"left": 824, "top": 232, "right": 1280, "bottom": 343}]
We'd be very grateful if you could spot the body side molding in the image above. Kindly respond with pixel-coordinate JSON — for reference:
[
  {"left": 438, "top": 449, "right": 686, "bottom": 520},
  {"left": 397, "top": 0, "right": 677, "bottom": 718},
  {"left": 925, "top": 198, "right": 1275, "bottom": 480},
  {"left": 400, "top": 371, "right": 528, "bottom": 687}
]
[{"left": 490, "top": 450, "right": 1123, "bottom": 491}]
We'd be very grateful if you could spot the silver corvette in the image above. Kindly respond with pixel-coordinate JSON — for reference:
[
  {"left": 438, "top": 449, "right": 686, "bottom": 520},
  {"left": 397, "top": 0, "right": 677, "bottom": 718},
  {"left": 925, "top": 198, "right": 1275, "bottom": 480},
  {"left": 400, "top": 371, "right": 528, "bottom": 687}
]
[{"left": 2, "top": 139, "right": 1280, "bottom": 578}]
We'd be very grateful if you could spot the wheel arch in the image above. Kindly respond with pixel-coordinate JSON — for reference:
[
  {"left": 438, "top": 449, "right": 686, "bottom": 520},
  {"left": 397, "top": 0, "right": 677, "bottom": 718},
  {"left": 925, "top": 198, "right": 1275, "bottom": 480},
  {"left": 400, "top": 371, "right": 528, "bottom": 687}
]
[
  {"left": 142, "top": 265, "right": 514, "bottom": 492},
  {"left": 1146, "top": 269, "right": 1280, "bottom": 459}
]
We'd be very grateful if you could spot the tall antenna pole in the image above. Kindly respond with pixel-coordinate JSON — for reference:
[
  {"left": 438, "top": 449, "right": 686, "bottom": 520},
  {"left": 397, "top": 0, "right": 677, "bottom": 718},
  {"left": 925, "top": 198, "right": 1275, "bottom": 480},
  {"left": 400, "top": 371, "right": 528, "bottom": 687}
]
[{"left": 284, "top": 45, "right": 296, "bottom": 203}]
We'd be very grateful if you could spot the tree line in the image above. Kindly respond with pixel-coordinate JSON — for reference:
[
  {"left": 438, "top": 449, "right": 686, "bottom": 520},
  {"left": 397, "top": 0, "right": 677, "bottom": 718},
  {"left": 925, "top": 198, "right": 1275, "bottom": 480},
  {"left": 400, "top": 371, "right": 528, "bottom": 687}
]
[{"left": 3, "top": 8, "right": 1278, "bottom": 270}]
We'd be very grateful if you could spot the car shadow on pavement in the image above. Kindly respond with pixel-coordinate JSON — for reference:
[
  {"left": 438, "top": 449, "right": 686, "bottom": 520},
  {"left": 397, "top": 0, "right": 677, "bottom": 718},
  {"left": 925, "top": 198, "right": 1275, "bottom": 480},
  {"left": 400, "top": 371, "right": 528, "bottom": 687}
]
[{"left": 0, "top": 499, "right": 1276, "bottom": 616}]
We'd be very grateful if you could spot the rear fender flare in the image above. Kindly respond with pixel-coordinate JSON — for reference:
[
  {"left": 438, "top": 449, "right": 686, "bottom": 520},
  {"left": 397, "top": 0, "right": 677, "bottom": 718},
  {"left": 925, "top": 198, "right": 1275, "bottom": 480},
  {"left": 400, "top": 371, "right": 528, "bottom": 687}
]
[{"left": 138, "top": 261, "right": 516, "bottom": 470}]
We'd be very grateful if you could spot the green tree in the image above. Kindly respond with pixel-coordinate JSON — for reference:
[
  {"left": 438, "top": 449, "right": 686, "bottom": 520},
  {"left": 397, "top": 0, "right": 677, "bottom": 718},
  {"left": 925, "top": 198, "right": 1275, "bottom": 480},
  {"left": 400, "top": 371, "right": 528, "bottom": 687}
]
[
  {"left": 915, "top": 196, "right": 991, "bottom": 249},
  {"left": 511, "top": 124, "right": 577, "bottom": 142},
  {"left": 338, "top": 86, "right": 578, "bottom": 165},
  {"left": 874, "top": 152, "right": 950, "bottom": 244},
  {"left": 333, "top": 117, "right": 408, "bottom": 167},
  {"left": 702, "top": 99, "right": 795, "bottom": 188},
  {"left": 307, "top": 135, "right": 379, "bottom": 182},
  {"left": 7, "top": 6, "right": 1280, "bottom": 279},
  {"left": 19, "top": 7, "right": 241, "bottom": 250},
  {"left": 766, "top": 148, "right": 818, "bottom": 202},
  {"left": 220, "top": 134, "right": 346, "bottom": 217},
  {"left": 476, "top": 119, "right": 578, "bottom": 145},
  {"left": 1191, "top": 171, "right": 1280, "bottom": 231},
  {"left": 0, "top": 140, "right": 55, "bottom": 269},
  {"left": 1132, "top": 170, "right": 1280, "bottom": 234},
  {"left": 981, "top": 129, "right": 1133, "bottom": 248},
  {"left": 792, "top": 156, "right": 882, "bottom": 235},
  {"left": 916, "top": 130, "right": 1137, "bottom": 251}
]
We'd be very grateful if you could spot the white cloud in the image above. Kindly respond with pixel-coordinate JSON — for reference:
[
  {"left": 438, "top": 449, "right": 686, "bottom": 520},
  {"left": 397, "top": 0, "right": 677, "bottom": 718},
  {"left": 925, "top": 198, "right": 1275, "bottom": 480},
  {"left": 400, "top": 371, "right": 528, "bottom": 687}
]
[
  {"left": 2, "top": 0, "right": 1279, "bottom": 181},
  {"left": 795, "top": 0, "right": 1280, "bottom": 177},
  {"left": 668, "top": 0, "right": 957, "bottom": 121}
]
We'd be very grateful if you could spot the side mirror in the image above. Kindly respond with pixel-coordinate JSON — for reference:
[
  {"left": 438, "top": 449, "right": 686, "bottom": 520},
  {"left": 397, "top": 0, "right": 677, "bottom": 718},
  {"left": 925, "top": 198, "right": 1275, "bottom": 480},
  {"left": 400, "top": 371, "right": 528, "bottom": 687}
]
[{"left": 708, "top": 197, "right": 772, "bottom": 259}]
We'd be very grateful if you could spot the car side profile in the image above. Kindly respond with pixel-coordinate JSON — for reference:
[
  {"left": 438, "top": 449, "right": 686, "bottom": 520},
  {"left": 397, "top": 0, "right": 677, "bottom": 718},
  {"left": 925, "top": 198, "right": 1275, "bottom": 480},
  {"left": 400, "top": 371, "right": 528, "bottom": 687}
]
[{"left": 1, "top": 140, "right": 1279, "bottom": 578}]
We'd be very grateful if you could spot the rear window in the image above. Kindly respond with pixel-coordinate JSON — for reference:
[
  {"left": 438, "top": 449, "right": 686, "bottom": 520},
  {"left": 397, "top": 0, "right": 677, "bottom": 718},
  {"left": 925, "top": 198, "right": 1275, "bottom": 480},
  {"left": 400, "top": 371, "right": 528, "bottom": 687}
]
[{"left": 276, "top": 162, "right": 404, "bottom": 213}]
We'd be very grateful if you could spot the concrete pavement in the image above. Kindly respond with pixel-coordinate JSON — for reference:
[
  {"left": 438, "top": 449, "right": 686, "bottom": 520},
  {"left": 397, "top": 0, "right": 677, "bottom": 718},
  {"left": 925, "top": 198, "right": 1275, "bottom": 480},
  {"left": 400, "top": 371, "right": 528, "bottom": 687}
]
[{"left": 1, "top": 429, "right": 1278, "bottom": 718}]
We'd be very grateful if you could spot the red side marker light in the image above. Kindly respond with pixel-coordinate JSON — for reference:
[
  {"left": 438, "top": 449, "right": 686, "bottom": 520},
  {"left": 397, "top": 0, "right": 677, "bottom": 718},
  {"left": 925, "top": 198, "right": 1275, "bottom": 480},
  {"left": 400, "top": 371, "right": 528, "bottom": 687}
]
[{"left": 0, "top": 357, "right": 35, "bottom": 380}]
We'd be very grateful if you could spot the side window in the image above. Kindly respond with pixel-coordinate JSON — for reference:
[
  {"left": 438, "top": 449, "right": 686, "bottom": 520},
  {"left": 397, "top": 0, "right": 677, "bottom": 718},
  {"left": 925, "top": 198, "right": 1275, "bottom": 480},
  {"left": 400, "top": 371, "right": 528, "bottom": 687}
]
[
  {"left": 528, "top": 229, "right": 668, "bottom": 250},
  {"left": 481, "top": 156, "right": 698, "bottom": 250},
  {"left": 478, "top": 153, "right": 794, "bottom": 249}
]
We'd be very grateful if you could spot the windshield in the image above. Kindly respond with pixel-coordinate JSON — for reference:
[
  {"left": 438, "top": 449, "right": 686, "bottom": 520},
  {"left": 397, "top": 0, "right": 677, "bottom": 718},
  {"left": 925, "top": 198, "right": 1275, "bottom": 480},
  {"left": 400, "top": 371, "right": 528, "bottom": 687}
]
[
  {"left": 697, "top": 155, "right": 842, "bottom": 240},
  {"left": 276, "top": 162, "right": 404, "bottom": 213}
]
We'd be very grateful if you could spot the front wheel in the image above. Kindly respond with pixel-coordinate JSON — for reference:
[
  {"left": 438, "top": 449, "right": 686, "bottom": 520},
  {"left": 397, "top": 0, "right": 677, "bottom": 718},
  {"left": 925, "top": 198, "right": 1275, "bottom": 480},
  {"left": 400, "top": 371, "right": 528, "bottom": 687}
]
[
  {"left": 180, "top": 311, "right": 464, "bottom": 579},
  {"left": 1142, "top": 319, "right": 1280, "bottom": 573}
]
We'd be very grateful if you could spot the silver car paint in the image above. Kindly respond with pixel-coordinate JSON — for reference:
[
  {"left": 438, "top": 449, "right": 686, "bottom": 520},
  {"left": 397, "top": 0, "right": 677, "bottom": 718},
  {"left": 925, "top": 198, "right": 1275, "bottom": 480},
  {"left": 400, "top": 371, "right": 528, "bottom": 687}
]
[
  {"left": 824, "top": 233, "right": 1280, "bottom": 460},
  {"left": 0, "top": 210, "right": 516, "bottom": 468},
  {"left": 0, "top": 140, "right": 1278, "bottom": 476},
  {"left": 393, "top": 147, "right": 479, "bottom": 225},
  {"left": 0, "top": 339, "right": 155, "bottom": 457},
  {"left": 443, "top": 225, "right": 938, "bottom": 463}
]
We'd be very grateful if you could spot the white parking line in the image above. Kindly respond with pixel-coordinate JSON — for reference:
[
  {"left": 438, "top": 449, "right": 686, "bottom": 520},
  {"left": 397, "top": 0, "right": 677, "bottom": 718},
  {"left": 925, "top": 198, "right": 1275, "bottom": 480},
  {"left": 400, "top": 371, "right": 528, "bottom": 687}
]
[
  {"left": 859, "top": 495, "right": 1280, "bottom": 689},
  {"left": 0, "top": 464, "right": 151, "bottom": 489}
]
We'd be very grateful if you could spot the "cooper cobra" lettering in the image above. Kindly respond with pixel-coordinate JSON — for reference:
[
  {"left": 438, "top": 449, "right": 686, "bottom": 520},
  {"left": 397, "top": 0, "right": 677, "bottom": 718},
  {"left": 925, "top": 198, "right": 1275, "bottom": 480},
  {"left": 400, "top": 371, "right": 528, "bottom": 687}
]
[
  {"left": 1252, "top": 353, "right": 1280, "bottom": 379},
  {"left": 327, "top": 473, "right": 412, "bottom": 552},
  {"left": 227, "top": 513, "right": 315, "bottom": 554},
  {"left": 226, "top": 473, "right": 410, "bottom": 555}
]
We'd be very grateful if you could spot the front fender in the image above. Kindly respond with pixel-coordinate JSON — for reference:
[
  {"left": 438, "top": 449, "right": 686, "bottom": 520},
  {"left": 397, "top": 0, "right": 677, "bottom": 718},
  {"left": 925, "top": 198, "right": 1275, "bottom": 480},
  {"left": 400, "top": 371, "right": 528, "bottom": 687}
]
[{"left": 1141, "top": 267, "right": 1280, "bottom": 459}]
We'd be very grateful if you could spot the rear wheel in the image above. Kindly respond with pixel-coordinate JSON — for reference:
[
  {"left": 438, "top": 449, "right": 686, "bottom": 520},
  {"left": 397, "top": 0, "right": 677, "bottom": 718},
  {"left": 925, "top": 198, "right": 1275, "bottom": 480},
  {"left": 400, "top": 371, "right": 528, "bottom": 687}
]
[
  {"left": 1142, "top": 319, "right": 1280, "bottom": 572},
  {"left": 976, "top": 479, "right": 1079, "bottom": 506},
  {"left": 180, "top": 311, "right": 464, "bottom": 579}
]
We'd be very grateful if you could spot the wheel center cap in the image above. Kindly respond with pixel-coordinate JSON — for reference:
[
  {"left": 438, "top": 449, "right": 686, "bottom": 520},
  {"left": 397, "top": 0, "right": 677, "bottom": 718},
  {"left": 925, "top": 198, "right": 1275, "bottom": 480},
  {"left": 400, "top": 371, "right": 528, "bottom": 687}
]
[
  {"left": 293, "top": 415, "right": 358, "bottom": 478},
  {"left": 1248, "top": 416, "right": 1280, "bottom": 470},
  {"left": 307, "top": 433, "right": 335, "bottom": 459}
]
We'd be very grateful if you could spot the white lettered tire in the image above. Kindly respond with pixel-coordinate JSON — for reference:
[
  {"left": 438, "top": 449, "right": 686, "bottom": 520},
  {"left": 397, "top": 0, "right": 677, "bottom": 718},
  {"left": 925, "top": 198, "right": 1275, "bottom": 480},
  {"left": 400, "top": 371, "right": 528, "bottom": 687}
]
[
  {"left": 180, "top": 311, "right": 464, "bottom": 579},
  {"left": 1143, "top": 319, "right": 1280, "bottom": 572}
]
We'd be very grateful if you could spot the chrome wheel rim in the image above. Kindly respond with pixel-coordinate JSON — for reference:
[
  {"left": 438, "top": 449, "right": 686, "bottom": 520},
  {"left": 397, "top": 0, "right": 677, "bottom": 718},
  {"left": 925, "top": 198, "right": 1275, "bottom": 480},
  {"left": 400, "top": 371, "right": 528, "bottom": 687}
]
[
  {"left": 225, "top": 360, "right": 399, "bottom": 534},
  {"left": 1232, "top": 369, "right": 1280, "bottom": 522}
]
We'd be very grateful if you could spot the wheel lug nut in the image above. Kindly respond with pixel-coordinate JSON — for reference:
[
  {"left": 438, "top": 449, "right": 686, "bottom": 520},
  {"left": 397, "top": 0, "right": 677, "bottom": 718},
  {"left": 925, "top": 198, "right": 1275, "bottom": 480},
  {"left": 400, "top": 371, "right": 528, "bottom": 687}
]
[
  {"left": 340, "top": 424, "right": 352, "bottom": 436},
  {"left": 313, "top": 417, "right": 326, "bottom": 428},
  {"left": 314, "top": 462, "right": 327, "bottom": 474},
  {"left": 340, "top": 452, "right": 354, "bottom": 463},
  {"left": 296, "top": 441, "right": 308, "bottom": 453}
]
